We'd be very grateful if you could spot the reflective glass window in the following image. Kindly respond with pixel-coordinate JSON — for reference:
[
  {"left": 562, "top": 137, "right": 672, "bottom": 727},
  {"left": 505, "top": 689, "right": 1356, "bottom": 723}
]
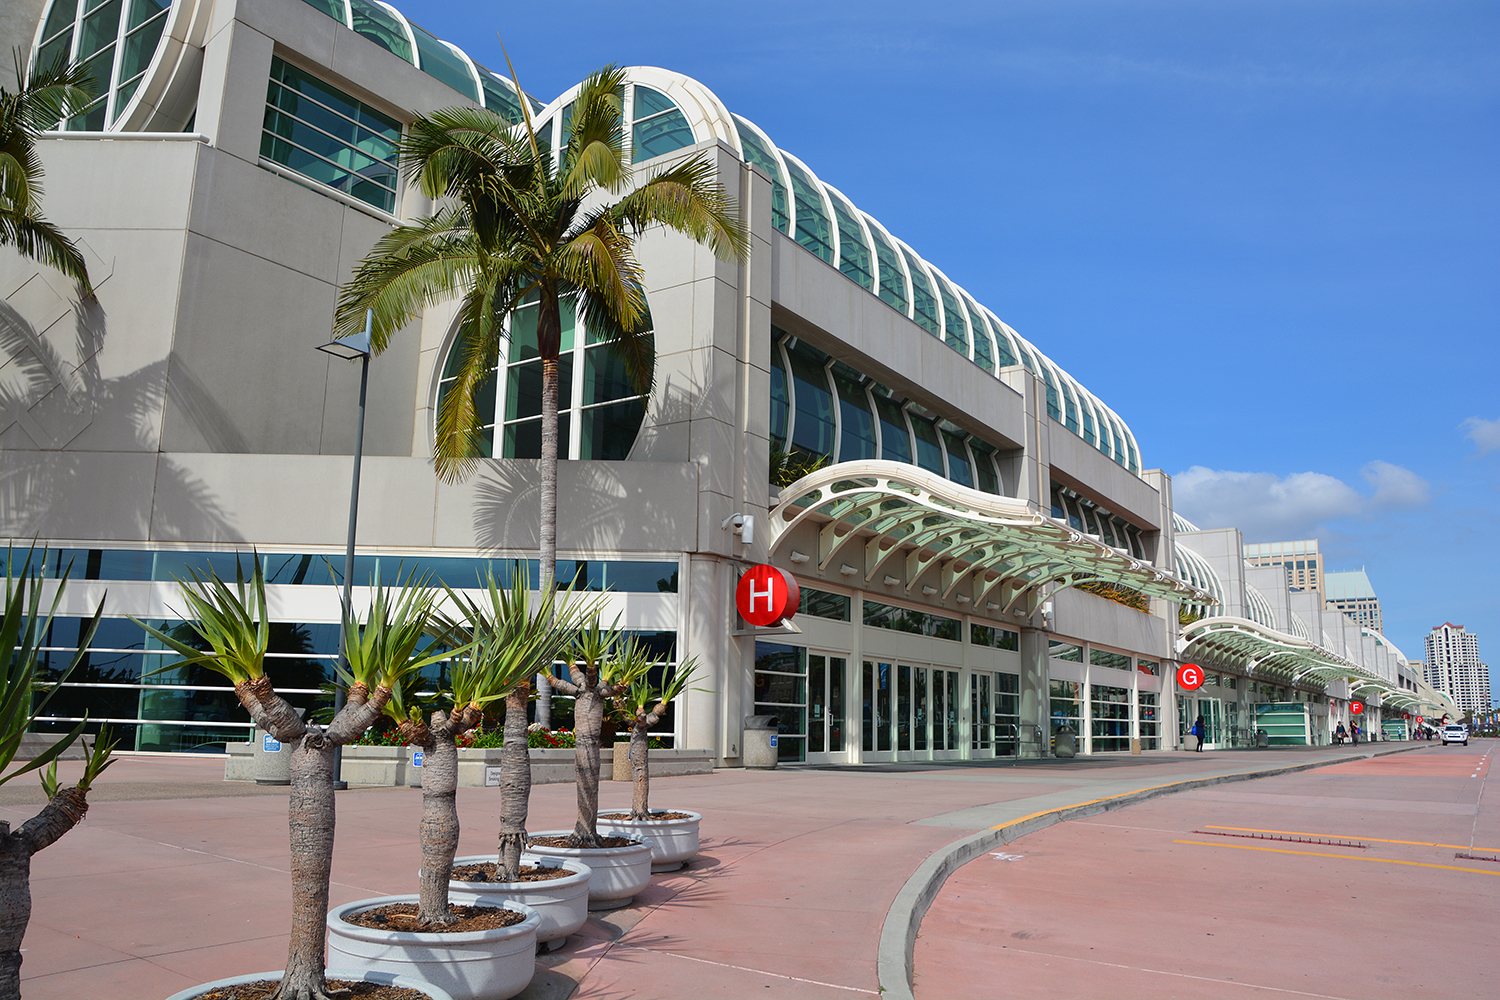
[
  {"left": 986, "top": 312, "right": 1019, "bottom": 367},
  {"left": 1108, "top": 415, "right": 1127, "bottom": 465},
  {"left": 969, "top": 440, "right": 1000, "bottom": 494},
  {"left": 632, "top": 86, "right": 695, "bottom": 163},
  {"left": 262, "top": 57, "right": 401, "bottom": 213},
  {"left": 866, "top": 223, "right": 908, "bottom": 314},
  {"left": 734, "top": 117, "right": 788, "bottom": 234},
  {"left": 911, "top": 416, "right": 944, "bottom": 476},
  {"left": 1040, "top": 364, "right": 1060, "bottom": 421},
  {"left": 786, "top": 343, "right": 835, "bottom": 460},
  {"left": 1060, "top": 379, "right": 1080, "bottom": 433},
  {"left": 350, "top": 0, "right": 413, "bottom": 63},
  {"left": 1125, "top": 436, "right": 1140, "bottom": 474},
  {"left": 901, "top": 249, "right": 940, "bottom": 338},
  {"left": 941, "top": 431, "right": 972, "bottom": 488},
  {"left": 298, "top": 0, "right": 346, "bottom": 20},
  {"left": 874, "top": 396, "right": 912, "bottom": 464},
  {"left": 36, "top": 0, "right": 78, "bottom": 73},
  {"left": 477, "top": 69, "right": 524, "bottom": 124},
  {"left": 783, "top": 158, "right": 833, "bottom": 263},
  {"left": 769, "top": 342, "right": 789, "bottom": 452},
  {"left": 827, "top": 192, "right": 873, "bottom": 290},
  {"left": 410, "top": 24, "right": 477, "bottom": 100},
  {"left": 1096, "top": 408, "right": 1113, "bottom": 458},
  {"left": 1080, "top": 398, "right": 1097, "bottom": 446},
  {"left": 832, "top": 370, "right": 876, "bottom": 462},
  {"left": 934, "top": 276, "right": 968, "bottom": 355},
  {"left": 961, "top": 295, "right": 994, "bottom": 372},
  {"left": 1016, "top": 343, "right": 1037, "bottom": 375}
]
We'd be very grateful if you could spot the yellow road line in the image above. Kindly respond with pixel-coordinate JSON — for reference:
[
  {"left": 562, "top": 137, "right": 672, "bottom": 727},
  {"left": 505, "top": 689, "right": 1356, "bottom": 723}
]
[
  {"left": 988, "top": 775, "right": 1219, "bottom": 830},
  {"left": 1204, "top": 825, "right": 1499, "bottom": 853},
  {"left": 1175, "top": 839, "right": 1500, "bottom": 876}
]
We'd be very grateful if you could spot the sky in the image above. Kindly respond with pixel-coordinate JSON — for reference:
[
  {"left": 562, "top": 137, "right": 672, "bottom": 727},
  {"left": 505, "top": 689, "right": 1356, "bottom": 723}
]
[{"left": 394, "top": 0, "right": 1499, "bottom": 699}]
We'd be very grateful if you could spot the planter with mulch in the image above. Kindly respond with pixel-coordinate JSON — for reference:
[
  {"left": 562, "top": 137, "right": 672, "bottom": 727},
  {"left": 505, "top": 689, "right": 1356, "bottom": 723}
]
[
  {"left": 164, "top": 969, "right": 454, "bottom": 1000},
  {"left": 325, "top": 896, "right": 539, "bottom": 1000},
  {"left": 595, "top": 809, "right": 701, "bottom": 872},
  {"left": 525, "top": 830, "right": 654, "bottom": 910},
  {"left": 441, "top": 854, "right": 591, "bottom": 952}
]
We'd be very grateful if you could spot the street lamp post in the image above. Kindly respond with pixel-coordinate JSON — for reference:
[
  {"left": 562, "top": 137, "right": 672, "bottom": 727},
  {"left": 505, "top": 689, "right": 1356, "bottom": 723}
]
[{"left": 316, "top": 309, "right": 373, "bottom": 790}]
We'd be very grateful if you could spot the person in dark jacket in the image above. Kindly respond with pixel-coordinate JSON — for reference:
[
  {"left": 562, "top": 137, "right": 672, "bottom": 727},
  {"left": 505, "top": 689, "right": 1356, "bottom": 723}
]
[
  {"left": 1193, "top": 715, "right": 1206, "bottom": 751},
  {"left": 1335, "top": 722, "right": 1346, "bottom": 745}
]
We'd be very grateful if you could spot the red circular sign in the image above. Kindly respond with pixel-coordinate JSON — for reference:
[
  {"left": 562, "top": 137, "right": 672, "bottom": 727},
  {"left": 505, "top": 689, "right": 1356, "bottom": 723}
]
[
  {"left": 735, "top": 565, "right": 801, "bottom": 626},
  {"left": 1350, "top": 701, "right": 1364, "bottom": 715},
  {"left": 1176, "top": 663, "right": 1204, "bottom": 690},
  {"left": 1402, "top": 712, "right": 1410, "bottom": 720}
]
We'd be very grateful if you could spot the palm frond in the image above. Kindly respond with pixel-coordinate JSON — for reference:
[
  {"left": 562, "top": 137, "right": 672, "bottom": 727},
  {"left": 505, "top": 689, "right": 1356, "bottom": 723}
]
[
  {"left": 560, "top": 65, "right": 629, "bottom": 199},
  {"left": 612, "top": 153, "right": 749, "bottom": 262}
]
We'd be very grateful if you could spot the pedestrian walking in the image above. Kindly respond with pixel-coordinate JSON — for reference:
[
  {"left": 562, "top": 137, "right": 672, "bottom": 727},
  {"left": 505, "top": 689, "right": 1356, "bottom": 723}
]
[
  {"left": 1193, "top": 715, "right": 1206, "bottom": 752},
  {"left": 1350, "top": 722, "right": 1359, "bottom": 746},
  {"left": 1335, "top": 722, "right": 1346, "bottom": 746}
]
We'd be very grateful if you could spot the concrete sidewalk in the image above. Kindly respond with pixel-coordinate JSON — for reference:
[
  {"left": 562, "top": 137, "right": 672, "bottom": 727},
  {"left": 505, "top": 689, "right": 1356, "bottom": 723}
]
[{"left": 0, "top": 743, "right": 1422, "bottom": 999}]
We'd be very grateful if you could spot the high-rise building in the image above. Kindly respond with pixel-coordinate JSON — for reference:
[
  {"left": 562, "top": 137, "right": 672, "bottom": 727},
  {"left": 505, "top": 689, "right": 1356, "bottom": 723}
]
[
  {"left": 1244, "top": 540, "right": 1324, "bottom": 596},
  {"left": 1325, "top": 570, "right": 1382, "bottom": 632},
  {"left": 1424, "top": 624, "right": 1491, "bottom": 716}
]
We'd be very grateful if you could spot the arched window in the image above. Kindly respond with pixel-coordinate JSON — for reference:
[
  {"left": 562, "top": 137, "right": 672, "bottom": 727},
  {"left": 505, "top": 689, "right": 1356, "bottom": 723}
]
[
  {"left": 38, "top": 0, "right": 172, "bottom": 129},
  {"left": 632, "top": 86, "right": 695, "bottom": 163},
  {"left": 435, "top": 296, "right": 649, "bottom": 461}
]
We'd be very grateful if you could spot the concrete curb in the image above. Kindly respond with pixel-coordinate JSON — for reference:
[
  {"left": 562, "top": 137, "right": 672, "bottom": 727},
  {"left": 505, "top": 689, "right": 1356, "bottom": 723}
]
[{"left": 875, "top": 745, "right": 1423, "bottom": 1000}]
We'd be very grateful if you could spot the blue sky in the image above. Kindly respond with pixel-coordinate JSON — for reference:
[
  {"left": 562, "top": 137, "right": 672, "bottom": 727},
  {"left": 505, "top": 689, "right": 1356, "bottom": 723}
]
[{"left": 397, "top": 0, "right": 1499, "bottom": 699}]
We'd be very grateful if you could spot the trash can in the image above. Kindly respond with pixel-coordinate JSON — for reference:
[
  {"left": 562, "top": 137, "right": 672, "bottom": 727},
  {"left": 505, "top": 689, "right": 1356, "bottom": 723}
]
[
  {"left": 743, "top": 715, "right": 780, "bottom": 769},
  {"left": 1255, "top": 729, "right": 1268, "bottom": 748},
  {"left": 253, "top": 727, "right": 290, "bottom": 785},
  {"left": 1053, "top": 726, "right": 1077, "bottom": 759}
]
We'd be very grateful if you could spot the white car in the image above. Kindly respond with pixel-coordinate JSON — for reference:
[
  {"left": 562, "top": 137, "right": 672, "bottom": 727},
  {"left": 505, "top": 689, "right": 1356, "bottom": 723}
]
[{"left": 1441, "top": 724, "right": 1469, "bottom": 746}]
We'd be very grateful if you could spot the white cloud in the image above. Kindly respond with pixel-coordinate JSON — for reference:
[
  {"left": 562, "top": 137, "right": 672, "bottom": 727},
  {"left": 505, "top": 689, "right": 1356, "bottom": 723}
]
[
  {"left": 1462, "top": 416, "right": 1500, "bottom": 455},
  {"left": 1173, "top": 461, "right": 1431, "bottom": 541},
  {"left": 1361, "top": 460, "right": 1431, "bottom": 509}
]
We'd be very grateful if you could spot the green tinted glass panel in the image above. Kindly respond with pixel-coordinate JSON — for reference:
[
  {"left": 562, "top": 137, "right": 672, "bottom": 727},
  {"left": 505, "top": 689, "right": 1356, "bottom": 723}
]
[
  {"left": 934, "top": 277, "right": 968, "bottom": 355},
  {"left": 1060, "top": 381, "right": 1080, "bottom": 433},
  {"left": 127, "top": 0, "right": 167, "bottom": 31},
  {"left": 505, "top": 355, "right": 572, "bottom": 421},
  {"left": 911, "top": 417, "right": 943, "bottom": 476},
  {"left": 962, "top": 296, "right": 993, "bottom": 372},
  {"left": 349, "top": 0, "right": 412, "bottom": 63},
  {"left": 787, "top": 345, "right": 834, "bottom": 459},
  {"left": 632, "top": 108, "right": 694, "bottom": 163},
  {"left": 828, "top": 193, "right": 872, "bottom": 290},
  {"left": 942, "top": 431, "right": 972, "bottom": 488},
  {"left": 76, "top": 45, "right": 114, "bottom": 99},
  {"left": 1081, "top": 402, "right": 1096, "bottom": 446},
  {"left": 41, "top": 0, "right": 81, "bottom": 42},
  {"left": 297, "top": 0, "right": 345, "bottom": 21},
  {"left": 584, "top": 343, "right": 636, "bottom": 405},
  {"left": 770, "top": 345, "right": 788, "bottom": 450},
  {"left": 1040, "top": 365, "right": 1060, "bottom": 420},
  {"left": 410, "top": 25, "right": 477, "bottom": 100},
  {"left": 1016, "top": 344, "right": 1037, "bottom": 374},
  {"left": 783, "top": 158, "right": 832, "bottom": 263},
  {"left": 987, "top": 313, "right": 1018, "bottom": 367},
  {"left": 866, "top": 223, "right": 907, "bottom": 314},
  {"left": 36, "top": 31, "right": 73, "bottom": 75},
  {"left": 735, "top": 118, "right": 788, "bottom": 234},
  {"left": 833, "top": 372, "right": 876, "bottom": 461},
  {"left": 508, "top": 303, "right": 538, "bottom": 361},
  {"left": 633, "top": 85, "right": 675, "bottom": 119},
  {"left": 78, "top": 0, "right": 120, "bottom": 59},
  {"left": 581, "top": 399, "right": 645, "bottom": 460},
  {"left": 119, "top": 13, "right": 167, "bottom": 83},
  {"left": 969, "top": 441, "right": 999, "bottom": 494},
  {"left": 113, "top": 73, "right": 139, "bottom": 110},
  {"left": 874, "top": 397, "right": 911, "bottom": 464},
  {"left": 901, "top": 249, "right": 940, "bottom": 337},
  {"left": 478, "top": 70, "right": 523, "bottom": 124}
]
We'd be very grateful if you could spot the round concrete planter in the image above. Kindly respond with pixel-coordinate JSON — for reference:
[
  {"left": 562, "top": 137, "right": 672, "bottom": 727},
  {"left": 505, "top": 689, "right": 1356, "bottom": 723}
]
[
  {"left": 165, "top": 968, "right": 454, "bottom": 1000},
  {"left": 525, "top": 830, "right": 655, "bottom": 910},
  {"left": 596, "top": 810, "right": 701, "bottom": 872},
  {"left": 439, "top": 854, "right": 591, "bottom": 951},
  {"left": 326, "top": 894, "right": 539, "bottom": 1000}
]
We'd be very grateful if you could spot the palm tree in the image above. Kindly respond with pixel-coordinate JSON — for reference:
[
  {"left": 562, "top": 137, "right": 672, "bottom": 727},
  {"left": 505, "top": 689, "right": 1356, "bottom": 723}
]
[
  {"left": 335, "top": 62, "right": 749, "bottom": 726},
  {"left": 133, "top": 561, "right": 451, "bottom": 1000},
  {"left": 0, "top": 53, "right": 95, "bottom": 291},
  {"left": 0, "top": 549, "right": 116, "bottom": 1000},
  {"left": 615, "top": 655, "right": 698, "bottom": 820}
]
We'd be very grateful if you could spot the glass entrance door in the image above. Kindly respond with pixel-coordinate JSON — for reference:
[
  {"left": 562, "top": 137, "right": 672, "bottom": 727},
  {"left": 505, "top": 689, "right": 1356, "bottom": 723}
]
[
  {"left": 970, "top": 672, "right": 993, "bottom": 757},
  {"left": 865, "top": 661, "right": 961, "bottom": 761},
  {"left": 806, "top": 653, "right": 846, "bottom": 762}
]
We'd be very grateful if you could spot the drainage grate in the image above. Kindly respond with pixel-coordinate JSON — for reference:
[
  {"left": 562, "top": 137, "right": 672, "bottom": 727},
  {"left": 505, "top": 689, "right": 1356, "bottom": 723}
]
[
  {"left": 1454, "top": 852, "right": 1500, "bottom": 863},
  {"left": 1192, "top": 830, "right": 1367, "bottom": 849}
]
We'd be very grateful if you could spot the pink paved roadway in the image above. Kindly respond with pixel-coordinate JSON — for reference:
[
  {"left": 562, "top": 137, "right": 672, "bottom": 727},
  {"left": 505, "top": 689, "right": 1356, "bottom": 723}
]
[
  {"left": 915, "top": 742, "right": 1495, "bottom": 999},
  {"left": 0, "top": 743, "right": 1453, "bottom": 999}
]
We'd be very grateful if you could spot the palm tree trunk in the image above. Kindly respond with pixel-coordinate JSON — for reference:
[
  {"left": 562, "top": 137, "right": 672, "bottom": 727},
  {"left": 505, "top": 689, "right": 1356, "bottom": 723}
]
[
  {"left": 0, "top": 789, "right": 89, "bottom": 1000},
  {"left": 535, "top": 291, "right": 562, "bottom": 730},
  {"left": 570, "top": 684, "right": 605, "bottom": 847},
  {"left": 497, "top": 684, "right": 532, "bottom": 881},
  {"left": 628, "top": 721, "right": 652, "bottom": 821}
]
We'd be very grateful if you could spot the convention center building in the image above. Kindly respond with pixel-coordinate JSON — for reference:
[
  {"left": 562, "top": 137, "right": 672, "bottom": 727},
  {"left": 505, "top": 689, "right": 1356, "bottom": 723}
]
[{"left": 0, "top": 0, "right": 1457, "bottom": 761}]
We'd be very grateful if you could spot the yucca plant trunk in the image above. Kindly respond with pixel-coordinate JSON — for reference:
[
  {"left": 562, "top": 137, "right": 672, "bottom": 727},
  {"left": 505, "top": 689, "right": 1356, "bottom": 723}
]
[
  {"left": 236, "top": 677, "right": 385, "bottom": 1000},
  {"left": 569, "top": 685, "right": 606, "bottom": 848},
  {"left": 410, "top": 706, "right": 478, "bottom": 926},
  {"left": 0, "top": 788, "right": 89, "bottom": 1000},
  {"left": 628, "top": 722, "right": 653, "bottom": 821},
  {"left": 497, "top": 685, "right": 532, "bottom": 881}
]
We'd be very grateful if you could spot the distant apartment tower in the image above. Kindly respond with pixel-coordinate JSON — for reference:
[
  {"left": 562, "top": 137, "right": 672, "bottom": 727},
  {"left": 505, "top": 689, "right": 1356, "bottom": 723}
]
[
  {"left": 1244, "top": 540, "right": 1324, "bottom": 596},
  {"left": 1325, "top": 569, "right": 1382, "bottom": 632},
  {"left": 1424, "top": 623, "right": 1491, "bottom": 716}
]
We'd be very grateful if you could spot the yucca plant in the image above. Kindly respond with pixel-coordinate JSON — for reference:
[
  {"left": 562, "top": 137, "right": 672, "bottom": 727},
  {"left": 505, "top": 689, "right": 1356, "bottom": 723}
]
[
  {"left": 0, "top": 548, "right": 116, "bottom": 1000},
  {"left": 613, "top": 654, "right": 699, "bottom": 821},
  {"left": 133, "top": 558, "right": 449, "bottom": 1000},
  {"left": 435, "top": 574, "right": 599, "bottom": 886}
]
